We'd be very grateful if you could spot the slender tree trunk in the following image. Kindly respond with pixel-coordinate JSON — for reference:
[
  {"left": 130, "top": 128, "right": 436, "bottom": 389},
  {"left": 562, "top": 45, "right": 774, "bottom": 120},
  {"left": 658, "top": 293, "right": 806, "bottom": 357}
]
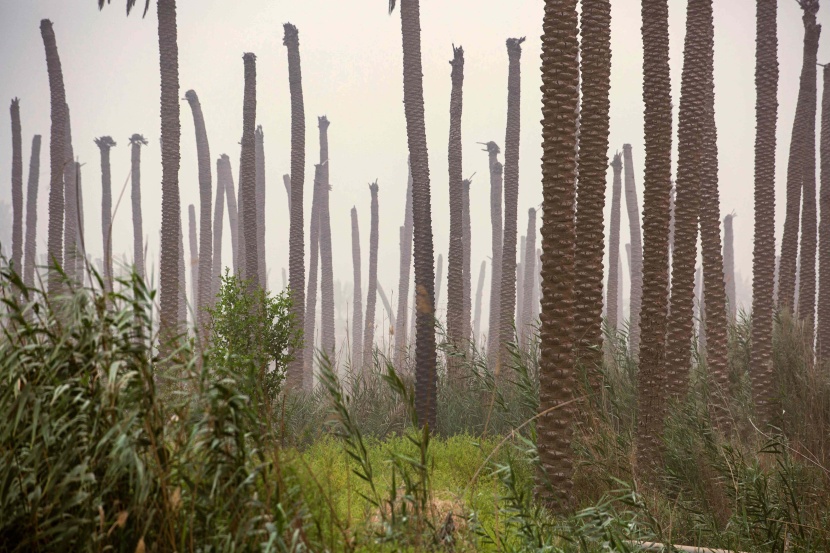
[
  {"left": 23, "top": 135, "right": 41, "bottom": 289},
  {"left": 283, "top": 174, "right": 291, "bottom": 213},
  {"left": 447, "top": 46, "right": 465, "bottom": 379},
  {"left": 498, "top": 37, "right": 525, "bottom": 371},
  {"left": 573, "top": 0, "right": 612, "bottom": 388},
  {"left": 188, "top": 204, "right": 198, "bottom": 320},
  {"left": 395, "top": 166, "right": 414, "bottom": 368},
  {"left": 521, "top": 209, "right": 537, "bottom": 347},
  {"left": 240, "top": 53, "right": 259, "bottom": 290},
  {"left": 40, "top": 19, "right": 67, "bottom": 294},
  {"left": 284, "top": 23, "right": 306, "bottom": 390},
  {"left": 473, "top": 260, "right": 486, "bottom": 347},
  {"left": 95, "top": 136, "right": 115, "bottom": 292},
  {"left": 779, "top": 4, "right": 820, "bottom": 312},
  {"left": 462, "top": 177, "right": 472, "bottom": 344},
  {"left": 129, "top": 134, "right": 148, "bottom": 281},
  {"left": 351, "top": 207, "right": 364, "bottom": 373},
  {"left": 434, "top": 253, "right": 444, "bottom": 314},
  {"left": 256, "top": 125, "right": 266, "bottom": 290},
  {"left": 184, "top": 90, "right": 213, "bottom": 337},
  {"left": 318, "top": 117, "right": 335, "bottom": 360},
  {"left": 75, "top": 162, "right": 85, "bottom": 280},
  {"left": 178, "top": 212, "right": 187, "bottom": 331},
  {"left": 538, "top": 0, "right": 579, "bottom": 508},
  {"left": 607, "top": 153, "right": 623, "bottom": 334},
  {"left": 723, "top": 214, "right": 737, "bottom": 320},
  {"left": 635, "top": 0, "right": 674, "bottom": 476},
  {"left": 10, "top": 99, "right": 23, "bottom": 273},
  {"left": 63, "top": 106, "right": 77, "bottom": 282},
  {"left": 517, "top": 236, "right": 525, "bottom": 332},
  {"left": 363, "top": 181, "right": 380, "bottom": 371},
  {"left": 622, "top": 144, "right": 643, "bottom": 359},
  {"left": 304, "top": 165, "right": 322, "bottom": 381},
  {"left": 398, "top": 0, "right": 438, "bottom": 427},
  {"left": 818, "top": 65, "right": 830, "bottom": 359},
  {"left": 212, "top": 155, "right": 226, "bottom": 299},
  {"left": 224, "top": 156, "right": 239, "bottom": 276},
  {"left": 485, "top": 144, "right": 503, "bottom": 371}
]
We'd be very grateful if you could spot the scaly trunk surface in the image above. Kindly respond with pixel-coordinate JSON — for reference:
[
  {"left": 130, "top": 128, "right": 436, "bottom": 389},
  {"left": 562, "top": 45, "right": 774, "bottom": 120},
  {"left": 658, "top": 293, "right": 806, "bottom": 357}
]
[
  {"left": 607, "top": 153, "right": 623, "bottom": 334},
  {"left": 10, "top": 99, "right": 23, "bottom": 273},
  {"left": 622, "top": 144, "right": 643, "bottom": 359},
  {"left": 351, "top": 207, "right": 364, "bottom": 373},
  {"left": 240, "top": 53, "right": 259, "bottom": 290},
  {"left": 23, "top": 135, "right": 42, "bottom": 289},
  {"left": 447, "top": 46, "right": 465, "bottom": 380},
  {"left": 129, "top": 134, "right": 147, "bottom": 281},
  {"left": 95, "top": 136, "right": 115, "bottom": 292}
]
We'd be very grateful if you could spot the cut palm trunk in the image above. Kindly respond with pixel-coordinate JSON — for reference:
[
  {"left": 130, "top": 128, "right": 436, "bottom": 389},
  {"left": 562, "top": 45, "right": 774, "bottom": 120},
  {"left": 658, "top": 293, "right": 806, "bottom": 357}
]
[
  {"left": 485, "top": 144, "right": 503, "bottom": 372},
  {"left": 363, "top": 181, "right": 380, "bottom": 372},
  {"left": 318, "top": 117, "right": 335, "bottom": 360},
  {"left": 256, "top": 125, "right": 266, "bottom": 290},
  {"left": 351, "top": 207, "right": 363, "bottom": 373},
  {"left": 94, "top": 136, "right": 115, "bottom": 292},
  {"left": 622, "top": 144, "right": 643, "bottom": 359},
  {"left": 23, "top": 135, "right": 42, "bottom": 289},
  {"left": 129, "top": 134, "right": 148, "bottom": 281},
  {"left": 212, "top": 155, "right": 226, "bottom": 299},
  {"left": 446, "top": 46, "right": 465, "bottom": 380},
  {"left": 188, "top": 204, "right": 199, "bottom": 323},
  {"left": 606, "top": 152, "right": 623, "bottom": 335},
  {"left": 10, "top": 99, "right": 23, "bottom": 273}
]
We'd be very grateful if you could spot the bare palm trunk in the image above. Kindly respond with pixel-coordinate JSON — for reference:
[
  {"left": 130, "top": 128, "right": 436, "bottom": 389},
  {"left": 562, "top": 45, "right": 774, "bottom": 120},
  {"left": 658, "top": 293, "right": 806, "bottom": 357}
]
[
  {"left": 256, "top": 125, "right": 266, "bottom": 290},
  {"left": 178, "top": 212, "right": 187, "bottom": 331},
  {"left": 607, "top": 153, "right": 623, "bottom": 334},
  {"left": 240, "top": 53, "right": 259, "bottom": 290},
  {"left": 212, "top": 155, "right": 226, "bottom": 299},
  {"left": 447, "top": 46, "right": 465, "bottom": 379},
  {"left": 363, "top": 181, "right": 380, "bottom": 371},
  {"left": 304, "top": 165, "right": 322, "bottom": 381},
  {"left": 75, "top": 162, "right": 85, "bottom": 280},
  {"left": 622, "top": 144, "right": 643, "bottom": 359},
  {"left": 95, "top": 136, "right": 115, "bottom": 292},
  {"left": 284, "top": 23, "right": 306, "bottom": 390},
  {"left": 462, "top": 177, "right": 472, "bottom": 344},
  {"left": 225, "top": 156, "right": 239, "bottom": 275},
  {"left": 23, "top": 135, "right": 42, "bottom": 289},
  {"left": 517, "top": 236, "right": 525, "bottom": 330},
  {"left": 521, "top": 209, "right": 537, "bottom": 346},
  {"left": 485, "top": 144, "right": 503, "bottom": 371},
  {"left": 473, "top": 260, "right": 486, "bottom": 346},
  {"left": 395, "top": 167, "right": 414, "bottom": 368},
  {"left": 351, "top": 207, "right": 364, "bottom": 372},
  {"left": 188, "top": 204, "right": 198, "bottom": 320},
  {"left": 63, "top": 106, "right": 77, "bottom": 282},
  {"left": 318, "top": 117, "right": 335, "bottom": 359},
  {"left": 129, "top": 134, "right": 147, "bottom": 281},
  {"left": 10, "top": 99, "right": 23, "bottom": 273},
  {"left": 818, "top": 65, "right": 830, "bottom": 359},
  {"left": 723, "top": 214, "right": 737, "bottom": 320},
  {"left": 498, "top": 37, "right": 525, "bottom": 371}
]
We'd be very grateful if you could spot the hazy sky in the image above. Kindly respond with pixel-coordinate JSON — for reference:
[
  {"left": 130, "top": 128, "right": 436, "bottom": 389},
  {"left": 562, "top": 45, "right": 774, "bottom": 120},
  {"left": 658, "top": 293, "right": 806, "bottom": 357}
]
[{"left": 0, "top": 0, "right": 827, "bottom": 326}]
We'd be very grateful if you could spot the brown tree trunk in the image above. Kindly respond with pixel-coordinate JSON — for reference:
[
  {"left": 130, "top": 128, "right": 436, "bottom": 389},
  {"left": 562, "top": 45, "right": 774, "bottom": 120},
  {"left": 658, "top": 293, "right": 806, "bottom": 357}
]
[
  {"left": 318, "top": 117, "right": 335, "bottom": 360},
  {"left": 818, "top": 65, "right": 830, "bottom": 358},
  {"left": 212, "top": 155, "right": 226, "bottom": 299},
  {"left": 447, "top": 46, "right": 465, "bottom": 380},
  {"left": 607, "top": 153, "right": 623, "bottom": 334},
  {"left": 75, "top": 162, "right": 86, "bottom": 280},
  {"left": 256, "top": 126, "right": 266, "bottom": 290},
  {"left": 188, "top": 204, "right": 198, "bottom": 321},
  {"left": 24, "top": 135, "right": 42, "bottom": 289},
  {"left": 63, "top": 106, "right": 77, "bottom": 282},
  {"left": 521, "top": 209, "right": 537, "bottom": 347},
  {"left": 95, "top": 136, "right": 115, "bottom": 292},
  {"left": 622, "top": 144, "right": 643, "bottom": 359},
  {"left": 351, "top": 207, "right": 364, "bottom": 373},
  {"left": 485, "top": 144, "right": 503, "bottom": 371},
  {"left": 462, "top": 177, "right": 472, "bottom": 345},
  {"left": 363, "top": 182, "right": 380, "bottom": 371},
  {"left": 240, "top": 53, "right": 259, "bottom": 290},
  {"left": 224, "top": 155, "right": 239, "bottom": 276},
  {"left": 723, "top": 214, "right": 737, "bottom": 320}
]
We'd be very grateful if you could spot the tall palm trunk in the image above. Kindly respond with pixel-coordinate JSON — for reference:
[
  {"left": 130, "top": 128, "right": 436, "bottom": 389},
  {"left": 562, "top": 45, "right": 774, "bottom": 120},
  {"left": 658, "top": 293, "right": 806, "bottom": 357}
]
[
  {"left": 723, "top": 214, "right": 736, "bottom": 320},
  {"left": 622, "top": 144, "right": 643, "bottom": 358},
  {"left": 95, "top": 136, "right": 115, "bottom": 292},
  {"left": 538, "top": 0, "right": 579, "bottom": 507},
  {"left": 318, "top": 117, "right": 335, "bottom": 359},
  {"left": 635, "top": 0, "right": 674, "bottom": 475},
  {"left": 75, "top": 162, "right": 86, "bottom": 280},
  {"left": 447, "top": 46, "right": 465, "bottom": 379},
  {"left": 40, "top": 20, "right": 67, "bottom": 293},
  {"left": 284, "top": 23, "right": 306, "bottom": 390},
  {"left": 212, "top": 155, "right": 225, "bottom": 299},
  {"left": 473, "top": 260, "right": 486, "bottom": 346},
  {"left": 224, "top": 156, "right": 239, "bottom": 275},
  {"left": 240, "top": 53, "right": 259, "bottom": 289},
  {"left": 521, "top": 208, "right": 537, "bottom": 346},
  {"left": 304, "top": 165, "right": 322, "bottom": 381},
  {"left": 23, "top": 135, "right": 42, "bottom": 289},
  {"left": 573, "top": 0, "right": 612, "bottom": 386},
  {"left": 395, "top": 167, "right": 414, "bottom": 368},
  {"left": 188, "top": 204, "right": 198, "bottom": 318},
  {"left": 363, "top": 181, "right": 380, "bottom": 371},
  {"left": 63, "top": 106, "right": 77, "bottom": 282},
  {"left": 517, "top": 236, "right": 525, "bottom": 330},
  {"left": 184, "top": 90, "right": 213, "bottom": 336},
  {"left": 178, "top": 212, "right": 187, "bottom": 331},
  {"left": 395, "top": 0, "right": 437, "bottom": 428},
  {"left": 462, "top": 177, "right": 472, "bottom": 344},
  {"left": 485, "top": 144, "right": 503, "bottom": 371},
  {"left": 818, "top": 65, "right": 830, "bottom": 358},
  {"left": 498, "top": 37, "right": 525, "bottom": 371},
  {"left": 129, "top": 134, "right": 148, "bottom": 280},
  {"left": 351, "top": 207, "right": 364, "bottom": 372},
  {"left": 607, "top": 153, "right": 623, "bottom": 334},
  {"left": 256, "top": 125, "right": 266, "bottom": 289},
  {"left": 779, "top": 3, "right": 820, "bottom": 312},
  {"left": 10, "top": 99, "right": 23, "bottom": 273}
]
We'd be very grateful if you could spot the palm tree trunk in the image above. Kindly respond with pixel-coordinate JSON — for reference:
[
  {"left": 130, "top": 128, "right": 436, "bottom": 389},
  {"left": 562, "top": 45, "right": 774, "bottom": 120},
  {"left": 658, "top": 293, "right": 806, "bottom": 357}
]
[
  {"left": 129, "top": 134, "right": 147, "bottom": 281},
  {"left": 40, "top": 19, "right": 67, "bottom": 294},
  {"left": 212, "top": 155, "right": 226, "bottom": 299},
  {"left": 224, "top": 156, "right": 239, "bottom": 275},
  {"left": 10, "top": 99, "right": 23, "bottom": 273},
  {"left": 188, "top": 204, "right": 198, "bottom": 321},
  {"left": 184, "top": 90, "right": 213, "bottom": 338},
  {"left": 363, "top": 181, "right": 380, "bottom": 372},
  {"left": 485, "top": 144, "right": 503, "bottom": 371},
  {"left": 538, "top": 0, "right": 579, "bottom": 507},
  {"left": 473, "top": 260, "right": 486, "bottom": 347},
  {"left": 240, "top": 53, "right": 259, "bottom": 290},
  {"left": 351, "top": 206, "right": 364, "bottom": 373},
  {"left": 304, "top": 165, "right": 322, "bottom": 382},
  {"left": 517, "top": 236, "right": 525, "bottom": 332},
  {"left": 521, "top": 209, "right": 537, "bottom": 347},
  {"left": 395, "top": 166, "right": 414, "bottom": 368},
  {"left": 498, "top": 37, "right": 525, "bottom": 371},
  {"left": 434, "top": 253, "right": 444, "bottom": 315},
  {"left": 622, "top": 144, "right": 643, "bottom": 359},
  {"left": 23, "top": 135, "right": 42, "bottom": 289},
  {"left": 178, "top": 212, "right": 187, "bottom": 332},
  {"left": 95, "top": 136, "right": 115, "bottom": 292},
  {"left": 284, "top": 23, "right": 306, "bottom": 390},
  {"left": 635, "top": 0, "right": 674, "bottom": 476},
  {"left": 397, "top": 0, "right": 438, "bottom": 428},
  {"left": 75, "top": 162, "right": 85, "bottom": 280},
  {"left": 256, "top": 125, "right": 266, "bottom": 290},
  {"left": 607, "top": 153, "right": 623, "bottom": 335},
  {"left": 158, "top": 0, "right": 182, "bottom": 349},
  {"left": 462, "top": 177, "right": 472, "bottom": 345},
  {"left": 318, "top": 117, "right": 335, "bottom": 360},
  {"left": 723, "top": 214, "right": 736, "bottom": 320},
  {"left": 779, "top": 3, "right": 820, "bottom": 312},
  {"left": 573, "top": 0, "right": 612, "bottom": 387},
  {"left": 63, "top": 105, "right": 77, "bottom": 282},
  {"left": 818, "top": 65, "right": 830, "bottom": 359},
  {"left": 447, "top": 46, "right": 465, "bottom": 379}
]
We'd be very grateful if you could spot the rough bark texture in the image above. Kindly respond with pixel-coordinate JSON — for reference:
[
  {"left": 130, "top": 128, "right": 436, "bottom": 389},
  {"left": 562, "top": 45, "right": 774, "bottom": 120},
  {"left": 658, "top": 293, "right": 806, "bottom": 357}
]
[
  {"left": 395, "top": 166, "right": 414, "bottom": 369},
  {"left": 751, "top": 0, "right": 779, "bottom": 425},
  {"left": 212, "top": 155, "right": 225, "bottom": 299},
  {"left": 240, "top": 53, "right": 258, "bottom": 290},
  {"left": 284, "top": 23, "right": 306, "bottom": 390},
  {"left": 818, "top": 65, "right": 830, "bottom": 359},
  {"left": 485, "top": 144, "right": 503, "bottom": 371},
  {"left": 318, "top": 118, "right": 335, "bottom": 360},
  {"left": 521, "top": 210, "right": 537, "bottom": 347},
  {"left": 23, "top": 135, "right": 41, "bottom": 289},
  {"left": 446, "top": 46, "right": 465, "bottom": 379},
  {"left": 398, "top": 0, "right": 437, "bottom": 429},
  {"left": 158, "top": 0, "right": 182, "bottom": 348},
  {"left": 622, "top": 144, "right": 643, "bottom": 359},
  {"left": 94, "top": 136, "right": 115, "bottom": 292},
  {"left": 607, "top": 153, "right": 623, "bottom": 334},
  {"left": 40, "top": 19, "right": 67, "bottom": 294},
  {"left": 779, "top": 5, "right": 820, "bottom": 312},
  {"left": 75, "top": 162, "right": 85, "bottom": 280},
  {"left": 184, "top": 90, "right": 213, "bottom": 337},
  {"left": 462, "top": 178, "right": 472, "bottom": 344},
  {"left": 188, "top": 204, "right": 198, "bottom": 318},
  {"left": 224, "top": 156, "right": 239, "bottom": 275},
  {"left": 256, "top": 125, "right": 266, "bottom": 290},
  {"left": 178, "top": 211, "right": 187, "bottom": 331},
  {"left": 538, "top": 0, "right": 579, "bottom": 508},
  {"left": 129, "top": 134, "right": 147, "bottom": 281},
  {"left": 351, "top": 207, "right": 364, "bottom": 373},
  {"left": 10, "top": 99, "right": 23, "bottom": 273},
  {"left": 498, "top": 37, "right": 525, "bottom": 372},
  {"left": 517, "top": 237, "right": 525, "bottom": 330},
  {"left": 723, "top": 214, "right": 736, "bottom": 320},
  {"left": 635, "top": 0, "right": 674, "bottom": 476},
  {"left": 363, "top": 181, "right": 380, "bottom": 371},
  {"left": 63, "top": 106, "right": 77, "bottom": 282},
  {"left": 303, "top": 165, "right": 322, "bottom": 381},
  {"left": 474, "top": 260, "right": 486, "bottom": 347},
  {"left": 573, "top": 0, "right": 611, "bottom": 388}
]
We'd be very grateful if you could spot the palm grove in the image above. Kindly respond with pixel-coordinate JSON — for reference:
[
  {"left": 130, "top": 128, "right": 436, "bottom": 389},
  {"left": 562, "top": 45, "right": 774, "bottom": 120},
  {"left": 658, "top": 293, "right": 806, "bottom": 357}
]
[{"left": 2, "top": 0, "right": 829, "bottom": 527}]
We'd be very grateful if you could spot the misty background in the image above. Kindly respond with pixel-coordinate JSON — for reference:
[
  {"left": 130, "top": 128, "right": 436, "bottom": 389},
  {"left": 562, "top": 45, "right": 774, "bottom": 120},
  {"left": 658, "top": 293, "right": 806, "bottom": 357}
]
[{"left": 0, "top": 0, "right": 825, "bottom": 341}]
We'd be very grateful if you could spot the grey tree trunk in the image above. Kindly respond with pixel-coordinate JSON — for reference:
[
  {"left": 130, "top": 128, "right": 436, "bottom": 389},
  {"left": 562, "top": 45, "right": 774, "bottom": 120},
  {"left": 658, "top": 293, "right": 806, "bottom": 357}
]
[
  {"left": 10, "top": 99, "right": 23, "bottom": 273},
  {"left": 304, "top": 164, "right": 322, "bottom": 381},
  {"left": 622, "top": 144, "right": 643, "bottom": 358},
  {"left": 516, "top": 236, "right": 525, "bottom": 329},
  {"left": 283, "top": 174, "right": 291, "bottom": 213},
  {"left": 462, "top": 177, "right": 472, "bottom": 344},
  {"left": 188, "top": 204, "right": 199, "bottom": 322},
  {"left": 607, "top": 152, "right": 622, "bottom": 333},
  {"left": 318, "top": 117, "right": 335, "bottom": 360},
  {"left": 240, "top": 53, "right": 259, "bottom": 290},
  {"left": 723, "top": 213, "right": 736, "bottom": 320},
  {"left": 256, "top": 125, "right": 266, "bottom": 290},
  {"left": 212, "top": 155, "right": 226, "bottom": 299},
  {"left": 63, "top": 106, "right": 77, "bottom": 282},
  {"left": 532, "top": 248, "right": 541, "bottom": 330},
  {"left": 447, "top": 46, "right": 465, "bottom": 379},
  {"left": 473, "top": 260, "right": 486, "bottom": 347},
  {"left": 521, "top": 208, "right": 537, "bottom": 346},
  {"left": 129, "top": 134, "right": 148, "bottom": 281},
  {"left": 224, "top": 155, "right": 239, "bottom": 276},
  {"left": 485, "top": 143, "right": 503, "bottom": 371},
  {"left": 395, "top": 165, "right": 414, "bottom": 368},
  {"left": 94, "top": 136, "right": 115, "bottom": 292},
  {"left": 178, "top": 212, "right": 187, "bottom": 332},
  {"left": 351, "top": 207, "right": 364, "bottom": 373},
  {"left": 23, "top": 135, "right": 42, "bottom": 289},
  {"left": 75, "top": 162, "right": 85, "bottom": 280},
  {"left": 363, "top": 181, "right": 380, "bottom": 371}
]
